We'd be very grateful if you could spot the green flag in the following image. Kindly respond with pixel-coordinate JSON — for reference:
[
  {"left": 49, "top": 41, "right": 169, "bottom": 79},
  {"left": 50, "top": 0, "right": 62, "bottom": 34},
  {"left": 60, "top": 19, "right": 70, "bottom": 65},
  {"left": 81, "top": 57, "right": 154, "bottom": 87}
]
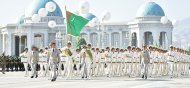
[{"left": 66, "top": 11, "right": 89, "bottom": 36}]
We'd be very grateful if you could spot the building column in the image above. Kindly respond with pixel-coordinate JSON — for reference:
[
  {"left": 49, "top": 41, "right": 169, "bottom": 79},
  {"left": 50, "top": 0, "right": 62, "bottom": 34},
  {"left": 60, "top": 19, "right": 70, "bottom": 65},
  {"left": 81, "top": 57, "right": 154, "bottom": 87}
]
[
  {"left": 109, "top": 32, "right": 112, "bottom": 47},
  {"left": 153, "top": 32, "right": 159, "bottom": 47},
  {"left": 98, "top": 32, "right": 101, "bottom": 48},
  {"left": 44, "top": 32, "right": 48, "bottom": 47},
  {"left": 167, "top": 31, "right": 172, "bottom": 49},
  {"left": 2, "top": 34, "right": 5, "bottom": 52},
  {"left": 0, "top": 34, "right": 2, "bottom": 54},
  {"left": 7, "top": 33, "right": 12, "bottom": 55},
  {"left": 137, "top": 31, "right": 143, "bottom": 48},
  {"left": 27, "top": 33, "right": 33, "bottom": 51},
  {"left": 120, "top": 32, "right": 122, "bottom": 48}
]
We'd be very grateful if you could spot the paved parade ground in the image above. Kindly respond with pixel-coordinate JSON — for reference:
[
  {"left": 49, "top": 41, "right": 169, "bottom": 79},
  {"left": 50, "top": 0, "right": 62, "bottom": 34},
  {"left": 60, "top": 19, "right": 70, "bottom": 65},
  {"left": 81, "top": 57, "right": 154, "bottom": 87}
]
[{"left": 0, "top": 72, "right": 190, "bottom": 88}]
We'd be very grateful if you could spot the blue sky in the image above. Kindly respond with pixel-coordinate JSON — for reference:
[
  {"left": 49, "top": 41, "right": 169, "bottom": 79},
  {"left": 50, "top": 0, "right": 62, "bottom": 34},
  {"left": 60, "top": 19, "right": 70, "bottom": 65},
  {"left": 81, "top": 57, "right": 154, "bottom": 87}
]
[{"left": 0, "top": 0, "right": 190, "bottom": 25}]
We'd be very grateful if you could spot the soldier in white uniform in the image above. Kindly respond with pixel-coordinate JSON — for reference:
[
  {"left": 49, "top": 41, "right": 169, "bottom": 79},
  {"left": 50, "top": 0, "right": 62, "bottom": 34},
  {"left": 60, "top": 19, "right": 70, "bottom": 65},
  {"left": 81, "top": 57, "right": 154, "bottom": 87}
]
[
  {"left": 113, "top": 48, "right": 119, "bottom": 76},
  {"left": 117, "top": 49, "right": 124, "bottom": 76},
  {"left": 73, "top": 49, "right": 81, "bottom": 76},
  {"left": 20, "top": 48, "right": 30, "bottom": 77},
  {"left": 91, "top": 48, "right": 96, "bottom": 76},
  {"left": 110, "top": 48, "right": 116, "bottom": 76},
  {"left": 93, "top": 48, "right": 101, "bottom": 76},
  {"left": 43, "top": 47, "right": 49, "bottom": 77},
  {"left": 140, "top": 46, "right": 150, "bottom": 79},
  {"left": 48, "top": 42, "right": 60, "bottom": 82},
  {"left": 131, "top": 47, "right": 136, "bottom": 76},
  {"left": 100, "top": 49, "right": 106, "bottom": 76},
  {"left": 124, "top": 46, "right": 133, "bottom": 77},
  {"left": 104, "top": 47, "right": 111, "bottom": 77},
  {"left": 30, "top": 46, "right": 39, "bottom": 78},
  {"left": 80, "top": 45, "right": 93, "bottom": 79},
  {"left": 58, "top": 49, "right": 64, "bottom": 76},
  {"left": 136, "top": 48, "right": 142, "bottom": 77},
  {"left": 148, "top": 46, "right": 154, "bottom": 77},
  {"left": 62, "top": 42, "right": 73, "bottom": 79},
  {"left": 86, "top": 44, "right": 93, "bottom": 78},
  {"left": 167, "top": 46, "right": 175, "bottom": 78},
  {"left": 39, "top": 49, "right": 45, "bottom": 76}
]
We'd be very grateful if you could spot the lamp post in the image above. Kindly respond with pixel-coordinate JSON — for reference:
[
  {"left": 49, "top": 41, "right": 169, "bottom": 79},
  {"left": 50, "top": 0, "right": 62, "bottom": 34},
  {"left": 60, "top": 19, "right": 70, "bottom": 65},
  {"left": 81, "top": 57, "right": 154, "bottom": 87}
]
[{"left": 55, "top": 31, "right": 63, "bottom": 48}]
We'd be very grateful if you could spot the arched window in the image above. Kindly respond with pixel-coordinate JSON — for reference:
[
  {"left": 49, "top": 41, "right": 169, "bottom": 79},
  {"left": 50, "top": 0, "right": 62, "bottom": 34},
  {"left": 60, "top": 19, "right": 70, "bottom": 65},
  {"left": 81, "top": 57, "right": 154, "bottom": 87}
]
[
  {"left": 159, "top": 32, "right": 167, "bottom": 48},
  {"left": 144, "top": 32, "right": 153, "bottom": 46},
  {"left": 131, "top": 32, "right": 137, "bottom": 47},
  {"left": 112, "top": 32, "right": 120, "bottom": 47},
  {"left": 90, "top": 33, "right": 98, "bottom": 47},
  {"left": 34, "top": 34, "right": 43, "bottom": 48}
]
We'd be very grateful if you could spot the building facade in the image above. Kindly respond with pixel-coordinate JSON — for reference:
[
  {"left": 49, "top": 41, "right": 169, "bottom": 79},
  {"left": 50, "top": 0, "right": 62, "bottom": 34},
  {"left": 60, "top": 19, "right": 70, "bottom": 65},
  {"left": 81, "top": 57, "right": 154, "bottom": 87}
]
[{"left": 0, "top": 0, "right": 173, "bottom": 56}]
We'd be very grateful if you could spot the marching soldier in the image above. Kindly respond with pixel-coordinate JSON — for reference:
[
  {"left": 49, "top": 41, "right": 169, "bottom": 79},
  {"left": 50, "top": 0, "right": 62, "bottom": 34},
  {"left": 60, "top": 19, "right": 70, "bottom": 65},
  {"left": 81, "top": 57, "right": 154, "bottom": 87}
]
[
  {"left": 43, "top": 47, "right": 50, "bottom": 77},
  {"left": 80, "top": 45, "right": 93, "bottom": 79},
  {"left": 110, "top": 48, "right": 116, "bottom": 76},
  {"left": 124, "top": 46, "right": 133, "bottom": 77},
  {"left": 100, "top": 49, "right": 106, "bottom": 76},
  {"left": 135, "top": 48, "right": 141, "bottom": 77},
  {"left": 148, "top": 46, "right": 154, "bottom": 77},
  {"left": 48, "top": 42, "right": 60, "bottom": 82},
  {"left": 0, "top": 52, "right": 6, "bottom": 74},
  {"left": 86, "top": 44, "right": 93, "bottom": 77},
  {"left": 73, "top": 49, "right": 81, "bottom": 76},
  {"left": 30, "top": 46, "right": 39, "bottom": 78},
  {"left": 93, "top": 48, "right": 101, "bottom": 76},
  {"left": 91, "top": 48, "right": 96, "bottom": 76},
  {"left": 62, "top": 42, "right": 73, "bottom": 79},
  {"left": 58, "top": 48, "right": 66, "bottom": 76},
  {"left": 117, "top": 49, "right": 124, "bottom": 76},
  {"left": 20, "top": 48, "right": 30, "bottom": 77},
  {"left": 140, "top": 46, "right": 150, "bottom": 79},
  {"left": 167, "top": 45, "right": 175, "bottom": 78},
  {"left": 39, "top": 49, "right": 46, "bottom": 76},
  {"left": 104, "top": 47, "right": 111, "bottom": 77}
]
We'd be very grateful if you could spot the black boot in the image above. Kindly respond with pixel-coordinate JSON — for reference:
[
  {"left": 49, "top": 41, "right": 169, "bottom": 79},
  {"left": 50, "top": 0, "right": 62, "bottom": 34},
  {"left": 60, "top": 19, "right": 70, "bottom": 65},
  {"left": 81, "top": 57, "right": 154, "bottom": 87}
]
[
  {"left": 35, "top": 75, "right": 38, "bottom": 78},
  {"left": 31, "top": 76, "right": 34, "bottom": 78},
  {"left": 142, "top": 75, "right": 144, "bottom": 79},
  {"left": 145, "top": 75, "right": 147, "bottom": 79}
]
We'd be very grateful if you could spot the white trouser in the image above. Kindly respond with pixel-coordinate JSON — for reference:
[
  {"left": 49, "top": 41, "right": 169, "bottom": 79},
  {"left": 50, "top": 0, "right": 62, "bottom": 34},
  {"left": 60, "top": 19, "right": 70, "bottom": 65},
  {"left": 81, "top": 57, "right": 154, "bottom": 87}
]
[
  {"left": 94, "top": 62, "right": 100, "bottom": 76},
  {"left": 23, "top": 63, "right": 29, "bottom": 76},
  {"left": 39, "top": 62, "right": 44, "bottom": 75},
  {"left": 50, "top": 63, "right": 57, "bottom": 80},
  {"left": 64, "top": 57, "right": 73, "bottom": 79},
  {"left": 43, "top": 63, "right": 49, "bottom": 77},
  {"left": 58, "top": 61, "right": 65, "bottom": 76},
  {"left": 31, "top": 63, "right": 37, "bottom": 77},
  {"left": 142, "top": 63, "right": 149, "bottom": 77},
  {"left": 168, "top": 62, "right": 174, "bottom": 77}
]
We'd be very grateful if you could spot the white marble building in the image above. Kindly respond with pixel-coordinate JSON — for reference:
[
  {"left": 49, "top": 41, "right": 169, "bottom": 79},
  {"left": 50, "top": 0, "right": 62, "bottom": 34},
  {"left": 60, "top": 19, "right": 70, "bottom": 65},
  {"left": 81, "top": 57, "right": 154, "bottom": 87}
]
[{"left": 0, "top": 0, "right": 173, "bottom": 56}]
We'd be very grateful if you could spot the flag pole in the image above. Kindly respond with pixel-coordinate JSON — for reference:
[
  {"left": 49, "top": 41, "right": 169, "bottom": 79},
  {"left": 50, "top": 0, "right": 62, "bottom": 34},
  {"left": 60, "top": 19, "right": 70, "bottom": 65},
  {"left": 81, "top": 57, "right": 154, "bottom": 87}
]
[{"left": 65, "top": 6, "right": 68, "bottom": 43}]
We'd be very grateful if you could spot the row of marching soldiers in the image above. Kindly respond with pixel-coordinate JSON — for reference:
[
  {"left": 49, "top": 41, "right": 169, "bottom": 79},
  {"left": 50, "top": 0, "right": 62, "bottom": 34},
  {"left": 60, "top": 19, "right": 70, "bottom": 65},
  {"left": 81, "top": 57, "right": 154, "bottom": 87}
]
[{"left": 20, "top": 41, "right": 190, "bottom": 82}]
